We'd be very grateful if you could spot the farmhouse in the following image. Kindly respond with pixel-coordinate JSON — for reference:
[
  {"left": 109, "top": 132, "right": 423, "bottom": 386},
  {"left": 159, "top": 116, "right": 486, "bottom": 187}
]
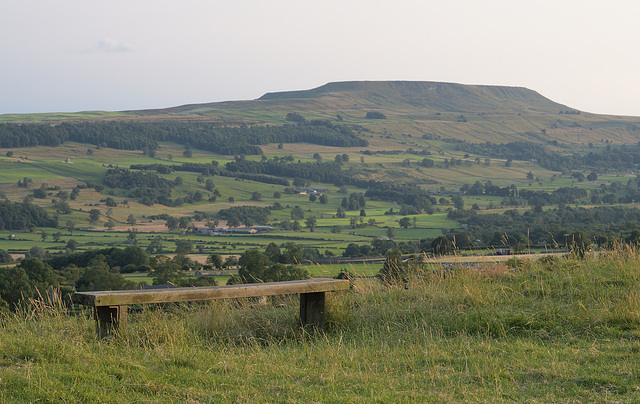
[
  {"left": 230, "top": 228, "right": 257, "bottom": 234},
  {"left": 295, "top": 187, "right": 326, "bottom": 195},
  {"left": 197, "top": 226, "right": 270, "bottom": 235},
  {"left": 195, "top": 227, "right": 214, "bottom": 236}
]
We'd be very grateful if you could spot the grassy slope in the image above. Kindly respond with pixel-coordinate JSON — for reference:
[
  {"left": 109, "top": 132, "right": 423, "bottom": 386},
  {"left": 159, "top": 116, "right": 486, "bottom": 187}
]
[
  {"left": 3, "top": 81, "right": 640, "bottom": 146},
  {"left": 2, "top": 250, "right": 640, "bottom": 402}
]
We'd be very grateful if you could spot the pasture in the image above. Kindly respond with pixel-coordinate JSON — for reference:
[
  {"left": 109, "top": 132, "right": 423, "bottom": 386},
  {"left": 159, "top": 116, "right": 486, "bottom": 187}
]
[{"left": 3, "top": 250, "right": 640, "bottom": 402}]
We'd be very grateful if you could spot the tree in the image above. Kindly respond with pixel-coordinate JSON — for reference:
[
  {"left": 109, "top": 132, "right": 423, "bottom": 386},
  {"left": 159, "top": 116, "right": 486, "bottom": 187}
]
[
  {"left": 305, "top": 216, "right": 317, "bottom": 232},
  {"left": 308, "top": 194, "right": 317, "bottom": 202},
  {"left": 319, "top": 194, "right": 328, "bottom": 204},
  {"left": 106, "top": 219, "right": 116, "bottom": 229},
  {"left": 20, "top": 258, "right": 57, "bottom": 292},
  {"left": 174, "top": 239, "right": 194, "bottom": 255},
  {"left": 452, "top": 196, "right": 465, "bottom": 210},
  {"left": 0, "top": 266, "right": 33, "bottom": 310},
  {"left": 293, "top": 177, "right": 307, "bottom": 188},
  {"left": 378, "top": 248, "right": 405, "bottom": 284},
  {"left": 66, "top": 239, "right": 77, "bottom": 251},
  {"left": 432, "top": 236, "right": 453, "bottom": 255},
  {"left": 127, "top": 229, "right": 138, "bottom": 244},
  {"left": 0, "top": 249, "right": 12, "bottom": 263},
  {"left": 292, "top": 220, "right": 302, "bottom": 232},
  {"left": 350, "top": 217, "right": 358, "bottom": 229},
  {"left": 205, "top": 179, "right": 215, "bottom": 192},
  {"left": 569, "top": 231, "right": 591, "bottom": 258},
  {"left": 56, "top": 191, "right": 69, "bottom": 201},
  {"left": 89, "top": 209, "right": 101, "bottom": 222},
  {"left": 27, "top": 246, "right": 45, "bottom": 260},
  {"left": 41, "top": 231, "right": 48, "bottom": 242},
  {"left": 206, "top": 253, "right": 223, "bottom": 270},
  {"left": 53, "top": 200, "right": 71, "bottom": 214},
  {"left": 290, "top": 206, "right": 305, "bottom": 220},
  {"left": 386, "top": 227, "right": 395, "bottom": 240},
  {"left": 251, "top": 192, "right": 262, "bottom": 201},
  {"left": 237, "top": 249, "right": 271, "bottom": 283},
  {"left": 264, "top": 242, "right": 282, "bottom": 263},
  {"left": 526, "top": 171, "right": 534, "bottom": 180},
  {"left": 126, "top": 214, "right": 137, "bottom": 227},
  {"left": 146, "top": 238, "right": 164, "bottom": 254},
  {"left": 282, "top": 242, "right": 303, "bottom": 265},
  {"left": 398, "top": 217, "right": 412, "bottom": 229},
  {"left": 178, "top": 216, "right": 191, "bottom": 229},
  {"left": 166, "top": 216, "right": 179, "bottom": 230},
  {"left": 148, "top": 256, "right": 183, "bottom": 286}
]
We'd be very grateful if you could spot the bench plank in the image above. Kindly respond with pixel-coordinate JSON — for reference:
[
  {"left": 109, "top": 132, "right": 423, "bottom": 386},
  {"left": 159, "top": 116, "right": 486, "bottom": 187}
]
[
  {"left": 73, "top": 279, "right": 349, "bottom": 338},
  {"left": 73, "top": 279, "right": 349, "bottom": 307}
]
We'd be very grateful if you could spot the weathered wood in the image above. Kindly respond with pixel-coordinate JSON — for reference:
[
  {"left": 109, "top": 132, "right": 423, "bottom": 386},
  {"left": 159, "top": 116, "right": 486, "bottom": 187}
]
[
  {"left": 94, "top": 305, "right": 127, "bottom": 338},
  {"left": 72, "top": 279, "right": 349, "bottom": 338},
  {"left": 300, "top": 292, "right": 326, "bottom": 330},
  {"left": 72, "top": 279, "right": 349, "bottom": 307}
]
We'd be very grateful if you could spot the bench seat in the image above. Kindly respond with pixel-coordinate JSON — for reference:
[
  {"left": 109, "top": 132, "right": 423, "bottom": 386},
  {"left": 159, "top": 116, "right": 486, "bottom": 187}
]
[{"left": 72, "top": 279, "right": 349, "bottom": 338}]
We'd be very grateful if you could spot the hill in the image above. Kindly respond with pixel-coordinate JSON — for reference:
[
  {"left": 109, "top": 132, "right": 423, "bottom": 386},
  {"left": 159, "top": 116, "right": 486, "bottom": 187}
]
[
  {"left": 258, "top": 80, "right": 569, "bottom": 113},
  {"left": 4, "top": 80, "right": 639, "bottom": 145}
]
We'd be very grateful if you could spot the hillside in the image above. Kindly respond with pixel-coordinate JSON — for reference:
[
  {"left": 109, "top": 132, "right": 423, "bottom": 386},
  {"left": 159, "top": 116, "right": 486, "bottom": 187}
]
[
  {"left": 259, "top": 80, "right": 569, "bottom": 113},
  {"left": 4, "top": 80, "right": 640, "bottom": 145}
]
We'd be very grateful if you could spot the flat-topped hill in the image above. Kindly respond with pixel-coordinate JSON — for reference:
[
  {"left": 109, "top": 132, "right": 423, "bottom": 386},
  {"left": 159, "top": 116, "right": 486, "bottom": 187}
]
[
  {"left": 259, "top": 81, "right": 569, "bottom": 114},
  {"left": 2, "top": 80, "right": 640, "bottom": 145}
]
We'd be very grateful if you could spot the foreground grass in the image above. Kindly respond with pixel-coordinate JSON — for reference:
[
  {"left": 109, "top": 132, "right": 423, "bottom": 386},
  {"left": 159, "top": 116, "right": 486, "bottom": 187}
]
[{"left": 3, "top": 250, "right": 640, "bottom": 402}]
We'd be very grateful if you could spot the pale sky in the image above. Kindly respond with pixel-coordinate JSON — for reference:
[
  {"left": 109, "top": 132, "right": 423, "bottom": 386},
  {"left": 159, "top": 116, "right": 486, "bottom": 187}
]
[{"left": 2, "top": 0, "right": 639, "bottom": 116}]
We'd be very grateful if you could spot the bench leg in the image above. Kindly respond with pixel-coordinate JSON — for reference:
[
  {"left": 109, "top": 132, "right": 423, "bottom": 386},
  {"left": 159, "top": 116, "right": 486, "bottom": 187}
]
[
  {"left": 300, "top": 292, "right": 325, "bottom": 330},
  {"left": 94, "top": 305, "right": 127, "bottom": 338}
]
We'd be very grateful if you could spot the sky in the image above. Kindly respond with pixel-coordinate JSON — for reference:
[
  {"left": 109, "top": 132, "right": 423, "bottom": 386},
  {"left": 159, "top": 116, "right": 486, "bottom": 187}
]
[{"left": 2, "top": 0, "right": 640, "bottom": 116}]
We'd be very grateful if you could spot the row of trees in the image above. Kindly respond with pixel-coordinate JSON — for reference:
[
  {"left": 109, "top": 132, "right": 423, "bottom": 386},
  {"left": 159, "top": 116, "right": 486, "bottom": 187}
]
[
  {"left": 0, "top": 200, "right": 58, "bottom": 231},
  {"left": 0, "top": 245, "right": 224, "bottom": 311},
  {"left": 456, "top": 140, "right": 640, "bottom": 172},
  {"left": 0, "top": 121, "right": 368, "bottom": 155}
]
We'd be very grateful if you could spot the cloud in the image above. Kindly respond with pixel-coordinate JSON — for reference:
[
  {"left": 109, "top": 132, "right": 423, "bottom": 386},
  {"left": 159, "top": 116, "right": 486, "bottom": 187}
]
[{"left": 82, "top": 38, "right": 136, "bottom": 53}]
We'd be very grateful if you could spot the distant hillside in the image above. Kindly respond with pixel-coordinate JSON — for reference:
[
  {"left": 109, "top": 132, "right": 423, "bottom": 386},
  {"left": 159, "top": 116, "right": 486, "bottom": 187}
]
[
  {"left": 3, "top": 80, "right": 640, "bottom": 146},
  {"left": 258, "top": 81, "right": 570, "bottom": 114}
]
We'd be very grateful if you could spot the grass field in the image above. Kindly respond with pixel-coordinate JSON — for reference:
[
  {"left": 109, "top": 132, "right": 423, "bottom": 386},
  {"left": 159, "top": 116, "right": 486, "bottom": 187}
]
[
  {"left": 0, "top": 137, "right": 636, "bottom": 261},
  {"left": 2, "top": 250, "right": 640, "bottom": 401}
]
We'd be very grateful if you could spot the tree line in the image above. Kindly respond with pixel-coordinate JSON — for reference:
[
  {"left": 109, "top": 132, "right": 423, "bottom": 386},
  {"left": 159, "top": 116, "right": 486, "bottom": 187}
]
[
  {"left": 0, "top": 121, "right": 368, "bottom": 155},
  {"left": 0, "top": 200, "right": 58, "bottom": 231}
]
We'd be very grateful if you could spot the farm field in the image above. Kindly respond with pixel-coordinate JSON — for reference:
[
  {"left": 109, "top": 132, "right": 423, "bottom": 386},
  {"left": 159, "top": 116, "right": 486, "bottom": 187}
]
[{"left": 0, "top": 136, "right": 638, "bottom": 262}]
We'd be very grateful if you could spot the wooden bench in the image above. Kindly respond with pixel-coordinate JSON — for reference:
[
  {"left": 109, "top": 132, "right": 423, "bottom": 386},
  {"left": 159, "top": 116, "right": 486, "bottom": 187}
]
[{"left": 72, "top": 279, "right": 349, "bottom": 338}]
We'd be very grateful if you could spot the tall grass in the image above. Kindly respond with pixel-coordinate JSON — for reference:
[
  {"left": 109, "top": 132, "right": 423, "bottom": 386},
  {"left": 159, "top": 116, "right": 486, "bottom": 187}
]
[{"left": 2, "top": 249, "right": 640, "bottom": 401}]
